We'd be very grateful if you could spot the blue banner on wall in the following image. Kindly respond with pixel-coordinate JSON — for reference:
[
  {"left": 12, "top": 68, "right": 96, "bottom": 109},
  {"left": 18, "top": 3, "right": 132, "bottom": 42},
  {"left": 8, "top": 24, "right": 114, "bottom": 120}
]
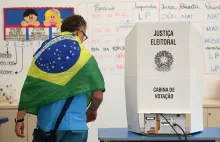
[{"left": 4, "top": 7, "right": 74, "bottom": 41}]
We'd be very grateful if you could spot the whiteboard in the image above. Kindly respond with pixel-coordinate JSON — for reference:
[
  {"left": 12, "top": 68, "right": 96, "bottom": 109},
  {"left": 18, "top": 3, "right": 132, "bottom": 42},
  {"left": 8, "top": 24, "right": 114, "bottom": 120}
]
[{"left": 0, "top": 0, "right": 220, "bottom": 142}]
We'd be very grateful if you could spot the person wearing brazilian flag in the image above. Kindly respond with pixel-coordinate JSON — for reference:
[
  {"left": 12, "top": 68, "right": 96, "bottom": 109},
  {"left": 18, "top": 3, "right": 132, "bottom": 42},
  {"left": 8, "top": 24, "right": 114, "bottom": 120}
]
[{"left": 14, "top": 14, "right": 105, "bottom": 142}]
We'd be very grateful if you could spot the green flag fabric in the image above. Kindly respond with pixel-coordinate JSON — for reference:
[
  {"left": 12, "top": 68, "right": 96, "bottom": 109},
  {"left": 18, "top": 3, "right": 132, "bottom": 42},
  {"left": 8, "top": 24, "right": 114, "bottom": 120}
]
[{"left": 18, "top": 32, "right": 105, "bottom": 115}]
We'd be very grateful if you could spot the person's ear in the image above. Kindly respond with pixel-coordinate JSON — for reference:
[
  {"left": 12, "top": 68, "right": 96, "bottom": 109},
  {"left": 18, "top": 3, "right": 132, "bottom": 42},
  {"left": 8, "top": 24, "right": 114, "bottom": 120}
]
[
  {"left": 78, "top": 29, "right": 83, "bottom": 33},
  {"left": 74, "top": 30, "right": 79, "bottom": 36}
]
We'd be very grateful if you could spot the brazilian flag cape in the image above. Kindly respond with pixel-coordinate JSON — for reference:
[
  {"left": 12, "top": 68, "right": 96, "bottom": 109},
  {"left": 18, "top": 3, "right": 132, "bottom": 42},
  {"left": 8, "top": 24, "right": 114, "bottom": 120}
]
[{"left": 18, "top": 32, "right": 105, "bottom": 115}]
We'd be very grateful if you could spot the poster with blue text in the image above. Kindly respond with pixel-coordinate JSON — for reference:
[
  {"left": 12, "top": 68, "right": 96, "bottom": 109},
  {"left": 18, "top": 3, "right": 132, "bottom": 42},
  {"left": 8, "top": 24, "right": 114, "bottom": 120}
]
[{"left": 4, "top": 7, "right": 74, "bottom": 41}]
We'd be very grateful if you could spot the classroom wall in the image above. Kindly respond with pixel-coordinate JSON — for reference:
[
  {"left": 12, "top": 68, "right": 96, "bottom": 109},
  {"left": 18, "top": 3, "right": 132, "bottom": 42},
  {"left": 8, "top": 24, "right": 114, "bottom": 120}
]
[{"left": 0, "top": 0, "right": 220, "bottom": 142}]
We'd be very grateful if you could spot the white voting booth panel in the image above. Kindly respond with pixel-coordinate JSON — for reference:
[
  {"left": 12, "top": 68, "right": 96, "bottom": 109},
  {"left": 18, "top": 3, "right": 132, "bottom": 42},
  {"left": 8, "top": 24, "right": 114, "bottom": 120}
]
[{"left": 125, "top": 22, "right": 204, "bottom": 135}]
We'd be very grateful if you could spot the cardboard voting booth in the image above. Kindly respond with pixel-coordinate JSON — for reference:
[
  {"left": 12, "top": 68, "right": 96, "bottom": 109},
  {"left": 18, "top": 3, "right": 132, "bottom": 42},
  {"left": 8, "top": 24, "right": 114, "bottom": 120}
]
[{"left": 125, "top": 22, "right": 204, "bottom": 135}]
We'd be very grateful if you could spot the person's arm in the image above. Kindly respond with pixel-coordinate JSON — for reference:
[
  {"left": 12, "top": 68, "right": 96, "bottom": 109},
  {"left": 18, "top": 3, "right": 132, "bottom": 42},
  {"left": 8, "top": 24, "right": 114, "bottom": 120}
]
[
  {"left": 16, "top": 110, "right": 27, "bottom": 120},
  {"left": 15, "top": 110, "right": 27, "bottom": 138},
  {"left": 88, "top": 90, "right": 103, "bottom": 111}
]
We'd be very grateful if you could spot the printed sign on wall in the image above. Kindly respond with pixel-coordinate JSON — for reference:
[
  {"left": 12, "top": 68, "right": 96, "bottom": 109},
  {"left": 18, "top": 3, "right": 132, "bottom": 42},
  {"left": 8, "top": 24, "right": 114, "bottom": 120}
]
[{"left": 3, "top": 7, "right": 74, "bottom": 41}]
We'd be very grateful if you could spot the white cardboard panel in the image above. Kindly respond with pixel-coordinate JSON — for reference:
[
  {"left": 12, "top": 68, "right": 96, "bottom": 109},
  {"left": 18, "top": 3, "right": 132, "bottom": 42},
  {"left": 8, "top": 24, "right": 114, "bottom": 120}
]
[
  {"left": 137, "top": 78, "right": 190, "bottom": 113},
  {"left": 125, "top": 22, "right": 203, "bottom": 134},
  {"left": 125, "top": 77, "right": 140, "bottom": 133},
  {"left": 136, "top": 22, "right": 190, "bottom": 78}
]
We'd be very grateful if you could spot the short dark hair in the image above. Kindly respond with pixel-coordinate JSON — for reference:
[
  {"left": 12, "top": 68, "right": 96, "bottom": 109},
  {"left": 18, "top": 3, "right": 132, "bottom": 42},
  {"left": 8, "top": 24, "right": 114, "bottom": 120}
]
[
  {"left": 23, "top": 9, "right": 38, "bottom": 17},
  {"left": 61, "top": 14, "right": 87, "bottom": 32}
]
